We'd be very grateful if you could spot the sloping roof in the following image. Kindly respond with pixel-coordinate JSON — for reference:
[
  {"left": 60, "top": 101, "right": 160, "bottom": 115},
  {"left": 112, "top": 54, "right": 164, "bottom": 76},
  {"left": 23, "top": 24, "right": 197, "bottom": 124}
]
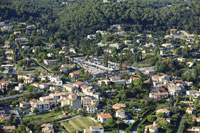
[
  {"left": 74, "top": 81, "right": 85, "bottom": 85},
  {"left": 98, "top": 113, "right": 112, "bottom": 119}
]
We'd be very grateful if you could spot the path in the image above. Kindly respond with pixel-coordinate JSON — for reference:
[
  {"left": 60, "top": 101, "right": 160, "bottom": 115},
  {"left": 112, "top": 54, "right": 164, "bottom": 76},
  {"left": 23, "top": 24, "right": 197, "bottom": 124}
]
[
  {"left": 0, "top": 94, "right": 23, "bottom": 101},
  {"left": 57, "top": 115, "right": 80, "bottom": 123},
  {"left": 32, "top": 58, "right": 53, "bottom": 73}
]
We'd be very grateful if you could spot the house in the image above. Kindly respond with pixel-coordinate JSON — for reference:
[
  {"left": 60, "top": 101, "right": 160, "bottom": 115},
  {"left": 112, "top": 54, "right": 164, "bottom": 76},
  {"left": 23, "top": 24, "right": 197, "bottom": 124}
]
[
  {"left": 149, "top": 92, "right": 168, "bottom": 99},
  {"left": 192, "top": 116, "right": 200, "bottom": 123},
  {"left": 81, "top": 85, "right": 93, "bottom": 95},
  {"left": 104, "top": 49, "right": 112, "bottom": 53},
  {"left": 180, "top": 101, "right": 193, "bottom": 106},
  {"left": 186, "top": 107, "right": 194, "bottom": 114},
  {"left": 184, "top": 81, "right": 193, "bottom": 87},
  {"left": 15, "top": 37, "right": 28, "bottom": 43},
  {"left": 124, "top": 40, "right": 132, "bottom": 45},
  {"left": 109, "top": 76, "right": 121, "bottom": 82},
  {"left": 154, "top": 118, "right": 171, "bottom": 125},
  {"left": 145, "top": 69, "right": 156, "bottom": 75},
  {"left": 81, "top": 96, "right": 99, "bottom": 107},
  {"left": 168, "top": 83, "right": 183, "bottom": 96},
  {"left": 31, "top": 101, "right": 51, "bottom": 112},
  {"left": 112, "top": 103, "right": 126, "bottom": 110},
  {"left": 49, "top": 92, "right": 67, "bottom": 100},
  {"left": 103, "top": 0, "right": 108, "bottom": 3},
  {"left": 0, "top": 108, "right": 6, "bottom": 116},
  {"left": 69, "top": 48, "right": 76, "bottom": 54},
  {"left": 63, "top": 84, "right": 76, "bottom": 92},
  {"left": 97, "top": 42, "right": 106, "bottom": 47},
  {"left": 47, "top": 53, "right": 54, "bottom": 58},
  {"left": 20, "top": 101, "right": 30, "bottom": 108},
  {"left": 87, "top": 34, "right": 96, "bottom": 40},
  {"left": 97, "top": 113, "right": 112, "bottom": 123},
  {"left": 109, "top": 43, "right": 120, "bottom": 49},
  {"left": 48, "top": 44, "right": 55, "bottom": 50},
  {"left": 129, "top": 77, "right": 139, "bottom": 83},
  {"left": 60, "top": 67, "right": 68, "bottom": 73},
  {"left": 41, "top": 123, "right": 54, "bottom": 133},
  {"left": 40, "top": 96, "right": 54, "bottom": 102},
  {"left": 186, "top": 90, "right": 200, "bottom": 98},
  {"left": 161, "top": 43, "right": 173, "bottom": 49},
  {"left": 0, "top": 115, "right": 10, "bottom": 122},
  {"left": 122, "top": 48, "right": 135, "bottom": 53},
  {"left": 39, "top": 83, "right": 49, "bottom": 90},
  {"left": 86, "top": 105, "right": 97, "bottom": 113},
  {"left": 115, "top": 109, "right": 126, "bottom": 119},
  {"left": 5, "top": 49, "right": 13, "bottom": 55},
  {"left": 98, "top": 80, "right": 111, "bottom": 86},
  {"left": 44, "top": 60, "right": 58, "bottom": 66},
  {"left": 84, "top": 125, "right": 104, "bottom": 133},
  {"left": 187, "top": 127, "right": 200, "bottom": 132},
  {"left": 186, "top": 62, "right": 194, "bottom": 68},
  {"left": 69, "top": 71, "right": 80, "bottom": 78},
  {"left": 2, "top": 126, "right": 16, "bottom": 132},
  {"left": 1, "top": 26, "right": 12, "bottom": 32},
  {"left": 145, "top": 123, "right": 158, "bottom": 133},
  {"left": 73, "top": 81, "right": 86, "bottom": 88},
  {"left": 60, "top": 94, "right": 81, "bottom": 109},
  {"left": 61, "top": 64, "right": 69, "bottom": 68},
  {"left": 156, "top": 109, "right": 170, "bottom": 117},
  {"left": 0, "top": 80, "right": 11, "bottom": 89},
  {"left": 14, "top": 31, "right": 21, "bottom": 35},
  {"left": 26, "top": 25, "right": 36, "bottom": 29},
  {"left": 177, "top": 57, "right": 186, "bottom": 62},
  {"left": 112, "top": 79, "right": 126, "bottom": 85},
  {"left": 15, "top": 83, "right": 24, "bottom": 91},
  {"left": 49, "top": 76, "right": 63, "bottom": 85}
]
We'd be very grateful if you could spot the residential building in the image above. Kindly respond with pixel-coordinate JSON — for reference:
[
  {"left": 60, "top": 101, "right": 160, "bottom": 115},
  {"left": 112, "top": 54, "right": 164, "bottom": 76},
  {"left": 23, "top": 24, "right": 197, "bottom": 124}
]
[
  {"left": 41, "top": 123, "right": 54, "bottom": 133},
  {"left": 69, "top": 71, "right": 80, "bottom": 78},
  {"left": 112, "top": 103, "right": 126, "bottom": 110},
  {"left": 60, "top": 94, "right": 81, "bottom": 109},
  {"left": 145, "top": 123, "right": 158, "bottom": 133},
  {"left": 86, "top": 105, "right": 97, "bottom": 113},
  {"left": 97, "top": 113, "right": 112, "bottom": 123},
  {"left": 187, "top": 127, "right": 200, "bottom": 132},
  {"left": 3, "top": 126, "right": 16, "bottom": 132},
  {"left": 115, "top": 109, "right": 126, "bottom": 119},
  {"left": 84, "top": 125, "right": 104, "bottom": 133},
  {"left": 156, "top": 109, "right": 170, "bottom": 117},
  {"left": 63, "top": 84, "right": 76, "bottom": 92}
]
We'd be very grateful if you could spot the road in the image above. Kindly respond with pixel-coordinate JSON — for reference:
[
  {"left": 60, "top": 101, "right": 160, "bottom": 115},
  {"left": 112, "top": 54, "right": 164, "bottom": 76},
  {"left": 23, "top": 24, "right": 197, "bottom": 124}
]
[
  {"left": 0, "top": 90, "right": 43, "bottom": 102},
  {"left": 132, "top": 109, "right": 154, "bottom": 132},
  {"left": 57, "top": 115, "right": 81, "bottom": 123},
  {"left": 32, "top": 58, "right": 53, "bottom": 73},
  {"left": 0, "top": 94, "right": 23, "bottom": 101}
]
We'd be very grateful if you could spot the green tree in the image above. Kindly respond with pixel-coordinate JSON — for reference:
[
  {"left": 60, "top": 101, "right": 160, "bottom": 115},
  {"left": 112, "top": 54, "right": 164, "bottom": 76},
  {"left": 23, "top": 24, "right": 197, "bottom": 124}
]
[{"left": 105, "top": 119, "right": 116, "bottom": 128}]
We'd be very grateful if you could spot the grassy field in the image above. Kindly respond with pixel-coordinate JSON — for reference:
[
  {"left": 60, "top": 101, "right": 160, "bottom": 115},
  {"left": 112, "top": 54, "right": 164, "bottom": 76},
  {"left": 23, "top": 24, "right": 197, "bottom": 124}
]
[
  {"left": 61, "top": 117, "right": 97, "bottom": 132},
  {"left": 22, "top": 111, "right": 70, "bottom": 126},
  {"left": 17, "top": 66, "right": 47, "bottom": 75}
]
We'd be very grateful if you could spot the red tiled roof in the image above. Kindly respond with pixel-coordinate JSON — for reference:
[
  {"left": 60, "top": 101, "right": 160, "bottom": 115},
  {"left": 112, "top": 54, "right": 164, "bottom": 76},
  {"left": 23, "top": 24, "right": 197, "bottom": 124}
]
[
  {"left": 74, "top": 81, "right": 84, "bottom": 85},
  {"left": 98, "top": 114, "right": 112, "bottom": 119}
]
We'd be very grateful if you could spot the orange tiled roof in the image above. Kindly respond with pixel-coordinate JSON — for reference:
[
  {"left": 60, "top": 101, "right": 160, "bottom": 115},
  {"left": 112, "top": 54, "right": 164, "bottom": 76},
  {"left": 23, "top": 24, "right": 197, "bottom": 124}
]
[
  {"left": 98, "top": 114, "right": 112, "bottom": 119},
  {"left": 74, "top": 81, "right": 84, "bottom": 85}
]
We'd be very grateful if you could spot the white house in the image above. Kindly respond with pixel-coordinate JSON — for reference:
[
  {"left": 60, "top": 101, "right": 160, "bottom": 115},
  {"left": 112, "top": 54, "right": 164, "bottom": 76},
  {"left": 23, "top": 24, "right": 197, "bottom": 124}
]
[
  {"left": 84, "top": 125, "right": 104, "bottom": 133},
  {"left": 115, "top": 109, "right": 126, "bottom": 119},
  {"left": 97, "top": 113, "right": 112, "bottom": 123},
  {"left": 86, "top": 105, "right": 97, "bottom": 113}
]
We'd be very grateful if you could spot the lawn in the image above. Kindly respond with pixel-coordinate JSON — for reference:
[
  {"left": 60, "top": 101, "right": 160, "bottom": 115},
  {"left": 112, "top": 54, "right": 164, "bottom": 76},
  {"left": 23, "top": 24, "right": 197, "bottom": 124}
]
[
  {"left": 22, "top": 111, "right": 70, "bottom": 126},
  {"left": 61, "top": 117, "right": 98, "bottom": 132}
]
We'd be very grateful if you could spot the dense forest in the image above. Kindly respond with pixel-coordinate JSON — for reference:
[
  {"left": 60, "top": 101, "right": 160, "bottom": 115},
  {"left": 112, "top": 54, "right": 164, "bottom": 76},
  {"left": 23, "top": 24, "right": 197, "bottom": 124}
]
[{"left": 1, "top": 0, "right": 200, "bottom": 41}]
